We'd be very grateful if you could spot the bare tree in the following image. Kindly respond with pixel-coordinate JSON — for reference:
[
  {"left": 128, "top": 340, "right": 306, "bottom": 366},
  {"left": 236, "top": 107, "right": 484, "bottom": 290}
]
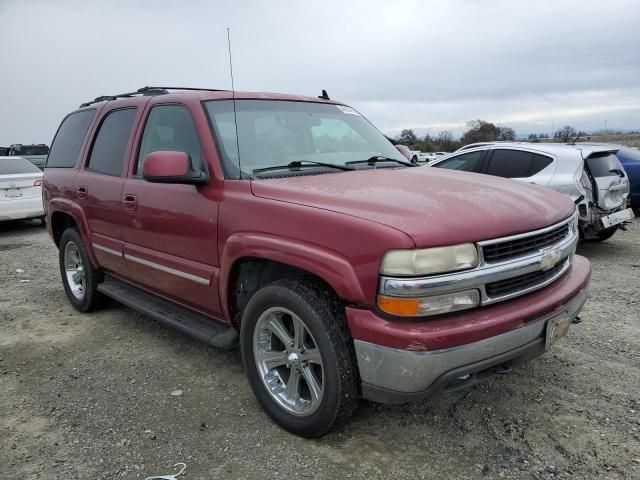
[{"left": 554, "top": 125, "right": 577, "bottom": 142}]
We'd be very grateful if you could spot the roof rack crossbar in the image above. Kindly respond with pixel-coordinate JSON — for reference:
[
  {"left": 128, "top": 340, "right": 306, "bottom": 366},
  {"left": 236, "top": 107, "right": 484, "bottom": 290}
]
[
  {"left": 138, "top": 86, "right": 228, "bottom": 93},
  {"left": 79, "top": 86, "right": 228, "bottom": 108}
]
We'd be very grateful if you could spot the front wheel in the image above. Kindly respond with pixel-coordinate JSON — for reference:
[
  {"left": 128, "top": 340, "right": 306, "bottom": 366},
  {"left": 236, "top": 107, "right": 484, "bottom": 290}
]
[{"left": 240, "top": 279, "right": 359, "bottom": 437}]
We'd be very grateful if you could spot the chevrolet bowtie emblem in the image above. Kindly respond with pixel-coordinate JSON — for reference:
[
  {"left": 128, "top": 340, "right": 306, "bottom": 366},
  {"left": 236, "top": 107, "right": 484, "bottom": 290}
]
[{"left": 540, "top": 249, "right": 562, "bottom": 271}]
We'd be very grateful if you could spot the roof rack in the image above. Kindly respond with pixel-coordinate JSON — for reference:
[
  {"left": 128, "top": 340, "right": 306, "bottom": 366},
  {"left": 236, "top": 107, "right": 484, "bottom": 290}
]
[{"left": 79, "top": 86, "right": 227, "bottom": 108}]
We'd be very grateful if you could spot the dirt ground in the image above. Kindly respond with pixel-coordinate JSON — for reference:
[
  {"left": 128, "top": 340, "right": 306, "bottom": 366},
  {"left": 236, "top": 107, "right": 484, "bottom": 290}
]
[{"left": 1, "top": 219, "right": 639, "bottom": 480}]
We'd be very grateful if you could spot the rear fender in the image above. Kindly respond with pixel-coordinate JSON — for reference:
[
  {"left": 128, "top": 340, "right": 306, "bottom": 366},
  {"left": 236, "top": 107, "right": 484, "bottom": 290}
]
[{"left": 48, "top": 198, "right": 98, "bottom": 268}]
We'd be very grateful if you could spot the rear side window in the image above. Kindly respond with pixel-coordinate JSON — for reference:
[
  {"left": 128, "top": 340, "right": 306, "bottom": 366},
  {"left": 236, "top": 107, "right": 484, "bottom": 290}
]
[
  {"left": 0, "top": 158, "right": 41, "bottom": 174},
  {"left": 435, "top": 151, "right": 483, "bottom": 172},
  {"left": 46, "top": 110, "right": 96, "bottom": 168},
  {"left": 87, "top": 109, "right": 137, "bottom": 176},
  {"left": 136, "top": 105, "right": 202, "bottom": 176},
  {"left": 585, "top": 153, "right": 623, "bottom": 178},
  {"left": 530, "top": 154, "right": 553, "bottom": 175},
  {"left": 486, "top": 149, "right": 551, "bottom": 178}
]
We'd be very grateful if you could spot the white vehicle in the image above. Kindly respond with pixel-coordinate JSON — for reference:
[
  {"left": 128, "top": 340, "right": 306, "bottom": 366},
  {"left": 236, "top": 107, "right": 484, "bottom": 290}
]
[
  {"left": 428, "top": 143, "right": 634, "bottom": 241},
  {"left": 0, "top": 156, "right": 45, "bottom": 223},
  {"left": 409, "top": 150, "right": 430, "bottom": 163}
]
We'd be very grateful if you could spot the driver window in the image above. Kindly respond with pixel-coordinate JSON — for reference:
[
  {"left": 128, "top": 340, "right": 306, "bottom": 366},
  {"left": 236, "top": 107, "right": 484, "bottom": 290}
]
[{"left": 136, "top": 105, "right": 202, "bottom": 176}]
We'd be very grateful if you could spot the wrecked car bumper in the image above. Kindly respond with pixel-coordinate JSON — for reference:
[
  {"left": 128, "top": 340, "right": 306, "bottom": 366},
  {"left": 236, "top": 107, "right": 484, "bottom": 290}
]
[{"left": 347, "top": 255, "right": 591, "bottom": 404}]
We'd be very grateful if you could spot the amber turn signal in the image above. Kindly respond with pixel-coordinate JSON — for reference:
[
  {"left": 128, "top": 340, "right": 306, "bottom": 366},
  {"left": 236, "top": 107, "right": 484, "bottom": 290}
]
[{"left": 377, "top": 295, "right": 421, "bottom": 317}]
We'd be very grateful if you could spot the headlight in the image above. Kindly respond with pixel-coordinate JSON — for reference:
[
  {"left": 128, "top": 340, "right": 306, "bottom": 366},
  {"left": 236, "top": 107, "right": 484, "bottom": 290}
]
[
  {"left": 380, "top": 244, "right": 478, "bottom": 276},
  {"left": 378, "top": 289, "right": 480, "bottom": 317}
]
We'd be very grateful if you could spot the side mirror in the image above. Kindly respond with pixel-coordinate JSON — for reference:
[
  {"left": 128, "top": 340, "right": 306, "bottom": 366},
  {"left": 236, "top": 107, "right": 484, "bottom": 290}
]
[{"left": 142, "top": 151, "right": 208, "bottom": 185}]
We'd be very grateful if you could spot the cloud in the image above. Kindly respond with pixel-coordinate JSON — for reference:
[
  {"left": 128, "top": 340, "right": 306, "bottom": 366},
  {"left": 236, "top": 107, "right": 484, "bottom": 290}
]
[{"left": 0, "top": 0, "right": 638, "bottom": 144}]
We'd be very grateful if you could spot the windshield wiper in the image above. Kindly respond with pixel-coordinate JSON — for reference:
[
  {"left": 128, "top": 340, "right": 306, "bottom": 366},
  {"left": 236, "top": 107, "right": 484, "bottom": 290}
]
[
  {"left": 253, "top": 160, "right": 354, "bottom": 174},
  {"left": 346, "top": 156, "right": 416, "bottom": 167}
]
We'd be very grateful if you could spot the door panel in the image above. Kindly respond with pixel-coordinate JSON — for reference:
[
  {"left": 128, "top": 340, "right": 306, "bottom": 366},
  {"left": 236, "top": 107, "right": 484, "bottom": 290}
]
[
  {"left": 121, "top": 180, "right": 220, "bottom": 312},
  {"left": 75, "top": 170, "right": 128, "bottom": 274},
  {"left": 121, "top": 103, "right": 221, "bottom": 314},
  {"left": 75, "top": 106, "right": 139, "bottom": 276}
]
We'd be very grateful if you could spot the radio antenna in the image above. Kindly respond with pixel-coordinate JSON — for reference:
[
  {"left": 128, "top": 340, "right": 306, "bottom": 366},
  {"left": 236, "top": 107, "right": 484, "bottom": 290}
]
[{"left": 227, "top": 27, "right": 242, "bottom": 179}]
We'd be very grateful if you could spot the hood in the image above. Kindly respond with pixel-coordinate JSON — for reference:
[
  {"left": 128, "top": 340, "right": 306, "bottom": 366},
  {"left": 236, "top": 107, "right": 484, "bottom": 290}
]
[{"left": 250, "top": 167, "right": 575, "bottom": 247}]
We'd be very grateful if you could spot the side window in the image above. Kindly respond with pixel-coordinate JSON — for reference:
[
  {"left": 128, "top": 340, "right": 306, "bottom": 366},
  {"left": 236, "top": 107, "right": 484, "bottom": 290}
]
[
  {"left": 435, "top": 151, "right": 484, "bottom": 172},
  {"left": 530, "top": 154, "right": 553, "bottom": 175},
  {"left": 46, "top": 110, "right": 96, "bottom": 168},
  {"left": 136, "top": 105, "right": 202, "bottom": 176},
  {"left": 87, "top": 108, "right": 137, "bottom": 176},
  {"left": 486, "top": 149, "right": 532, "bottom": 178}
]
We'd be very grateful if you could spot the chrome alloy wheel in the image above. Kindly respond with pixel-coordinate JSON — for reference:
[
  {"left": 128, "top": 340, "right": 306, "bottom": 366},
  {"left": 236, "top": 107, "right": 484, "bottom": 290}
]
[
  {"left": 253, "top": 307, "right": 324, "bottom": 416},
  {"left": 64, "top": 241, "right": 86, "bottom": 300}
]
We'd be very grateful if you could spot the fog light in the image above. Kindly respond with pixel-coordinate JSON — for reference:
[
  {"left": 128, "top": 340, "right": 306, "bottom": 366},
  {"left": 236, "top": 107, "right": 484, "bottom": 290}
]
[{"left": 378, "top": 289, "right": 480, "bottom": 317}]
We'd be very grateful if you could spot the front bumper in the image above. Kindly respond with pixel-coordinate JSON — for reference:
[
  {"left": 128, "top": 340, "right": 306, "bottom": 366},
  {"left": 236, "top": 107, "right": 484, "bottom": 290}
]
[{"left": 348, "top": 255, "right": 591, "bottom": 404}]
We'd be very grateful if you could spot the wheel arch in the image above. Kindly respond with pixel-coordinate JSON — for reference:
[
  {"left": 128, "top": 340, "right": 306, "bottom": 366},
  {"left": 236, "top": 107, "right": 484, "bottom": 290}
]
[
  {"left": 220, "top": 233, "right": 366, "bottom": 327},
  {"left": 48, "top": 200, "right": 98, "bottom": 267}
]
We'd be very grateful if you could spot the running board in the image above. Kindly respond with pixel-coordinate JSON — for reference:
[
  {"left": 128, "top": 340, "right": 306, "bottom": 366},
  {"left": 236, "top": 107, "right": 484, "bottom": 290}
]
[{"left": 97, "top": 275, "right": 238, "bottom": 349}]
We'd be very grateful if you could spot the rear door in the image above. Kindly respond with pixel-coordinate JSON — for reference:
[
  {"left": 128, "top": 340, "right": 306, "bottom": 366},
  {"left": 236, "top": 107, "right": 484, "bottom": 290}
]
[
  {"left": 74, "top": 103, "right": 142, "bottom": 275},
  {"left": 482, "top": 148, "right": 555, "bottom": 185},
  {"left": 583, "top": 151, "right": 629, "bottom": 210}
]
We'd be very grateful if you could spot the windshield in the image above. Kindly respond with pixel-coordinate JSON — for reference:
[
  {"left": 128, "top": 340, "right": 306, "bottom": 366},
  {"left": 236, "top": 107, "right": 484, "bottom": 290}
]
[{"left": 204, "top": 100, "right": 406, "bottom": 178}]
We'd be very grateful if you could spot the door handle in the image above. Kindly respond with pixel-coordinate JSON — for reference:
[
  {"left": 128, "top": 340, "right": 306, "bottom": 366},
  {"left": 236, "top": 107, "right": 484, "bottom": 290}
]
[
  {"left": 123, "top": 194, "right": 138, "bottom": 211},
  {"left": 77, "top": 186, "right": 88, "bottom": 200}
]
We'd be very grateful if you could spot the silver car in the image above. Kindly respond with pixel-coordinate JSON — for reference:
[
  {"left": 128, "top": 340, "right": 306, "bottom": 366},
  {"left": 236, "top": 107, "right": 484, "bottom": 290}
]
[{"left": 428, "top": 142, "right": 635, "bottom": 241}]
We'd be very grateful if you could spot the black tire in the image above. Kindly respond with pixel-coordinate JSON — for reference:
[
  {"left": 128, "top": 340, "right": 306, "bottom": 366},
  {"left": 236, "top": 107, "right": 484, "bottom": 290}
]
[
  {"left": 240, "top": 278, "right": 359, "bottom": 437},
  {"left": 411, "top": 155, "right": 418, "bottom": 164},
  {"left": 591, "top": 227, "right": 618, "bottom": 243},
  {"left": 59, "top": 228, "right": 105, "bottom": 312}
]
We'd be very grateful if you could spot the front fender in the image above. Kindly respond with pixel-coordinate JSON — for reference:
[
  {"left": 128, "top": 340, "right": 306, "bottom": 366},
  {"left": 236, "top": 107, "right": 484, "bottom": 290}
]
[
  {"left": 48, "top": 198, "right": 98, "bottom": 268},
  {"left": 219, "top": 232, "right": 367, "bottom": 319}
]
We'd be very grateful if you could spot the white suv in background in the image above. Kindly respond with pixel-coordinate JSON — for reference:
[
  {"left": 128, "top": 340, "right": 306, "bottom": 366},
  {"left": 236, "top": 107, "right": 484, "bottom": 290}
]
[{"left": 428, "top": 143, "right": 634, "bottom": 242}]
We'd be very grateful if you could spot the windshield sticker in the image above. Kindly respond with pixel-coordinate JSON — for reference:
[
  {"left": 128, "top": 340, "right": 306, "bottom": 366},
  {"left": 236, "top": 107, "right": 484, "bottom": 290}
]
[{"left": 336, "top": 105, "right": 360, "bottom": 115}]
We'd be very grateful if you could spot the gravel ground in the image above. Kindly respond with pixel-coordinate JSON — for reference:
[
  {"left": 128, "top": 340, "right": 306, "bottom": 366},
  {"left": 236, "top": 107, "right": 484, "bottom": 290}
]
[{"left": 1, "top": 219, "right": 639, "bottom": 480}]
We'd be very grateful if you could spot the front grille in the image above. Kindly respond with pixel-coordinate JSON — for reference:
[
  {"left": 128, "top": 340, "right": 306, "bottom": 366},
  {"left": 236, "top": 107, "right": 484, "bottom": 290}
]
[
  {"left": 485, "top": 260, "right": 567, "bottom": 297},
  {"left": 482, "top": 223, "right": 569, "bottom": 263}
]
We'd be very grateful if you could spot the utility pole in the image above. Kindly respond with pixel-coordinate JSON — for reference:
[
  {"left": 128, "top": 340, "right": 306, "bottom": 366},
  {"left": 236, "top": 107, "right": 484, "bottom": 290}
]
[{"left": 604, "top": 120, "right": 607, "bottom": 132}]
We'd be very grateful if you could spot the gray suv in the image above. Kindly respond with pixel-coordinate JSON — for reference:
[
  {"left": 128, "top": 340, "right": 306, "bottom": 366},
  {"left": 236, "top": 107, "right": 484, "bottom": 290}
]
[{"left": 429, "top": 142, "right": 634, "bottom": 241}]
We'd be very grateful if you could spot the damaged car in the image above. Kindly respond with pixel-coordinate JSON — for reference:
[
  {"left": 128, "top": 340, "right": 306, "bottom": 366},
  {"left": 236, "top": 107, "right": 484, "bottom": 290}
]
[{"left": 429, "top": 142, "right": 634, "bottom": 241}]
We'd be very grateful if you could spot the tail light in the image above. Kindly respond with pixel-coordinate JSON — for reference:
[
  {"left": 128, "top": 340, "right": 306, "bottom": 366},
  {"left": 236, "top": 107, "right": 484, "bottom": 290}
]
[{"left": 33, "top": 179, "right": 42, "bottom": 187}]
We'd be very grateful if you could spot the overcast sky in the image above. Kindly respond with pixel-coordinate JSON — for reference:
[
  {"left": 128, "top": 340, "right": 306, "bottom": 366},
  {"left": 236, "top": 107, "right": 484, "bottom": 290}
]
[{"left": 1, "top": 0, "right": 639, "bottom": 145}]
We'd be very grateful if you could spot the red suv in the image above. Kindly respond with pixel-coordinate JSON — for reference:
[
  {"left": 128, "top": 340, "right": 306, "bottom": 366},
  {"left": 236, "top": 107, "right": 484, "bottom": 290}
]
[{"left": 43, "top": 87, "right": 591, "bottom": 437}]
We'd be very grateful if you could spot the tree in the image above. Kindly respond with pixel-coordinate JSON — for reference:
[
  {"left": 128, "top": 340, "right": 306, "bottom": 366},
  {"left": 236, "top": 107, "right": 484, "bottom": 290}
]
[
  {"left": 497, "top": 126, "right": 516, "bottom": 141},
  {"left": 528, "top": 133, "right": 539, "bottom": 143},
  {"left": 399, "top": 129, "right": 418, "bottom": 144},
  {"left": 554, "top": 125, "right": 577, "bottom": 142},
  {"left": 436, "top": 130, "right": 455, "bottom": 151},
  {"left": 461, "top": 120, "right": 500, "bottom": 144}
]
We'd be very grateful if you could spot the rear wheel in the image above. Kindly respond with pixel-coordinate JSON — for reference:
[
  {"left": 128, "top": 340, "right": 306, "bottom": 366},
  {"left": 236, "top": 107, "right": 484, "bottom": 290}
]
[
  {"left": 240, "top": 278, "right": 359, "bottom": 437},
  {"left": 59, "top": 228, "right": 105, "bottom": 312}
]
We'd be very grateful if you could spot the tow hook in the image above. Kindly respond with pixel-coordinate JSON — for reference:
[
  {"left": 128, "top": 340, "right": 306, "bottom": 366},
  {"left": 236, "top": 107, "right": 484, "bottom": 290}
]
[{"left": 492, "top": 364, "right": 512, "bottom": 375}]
